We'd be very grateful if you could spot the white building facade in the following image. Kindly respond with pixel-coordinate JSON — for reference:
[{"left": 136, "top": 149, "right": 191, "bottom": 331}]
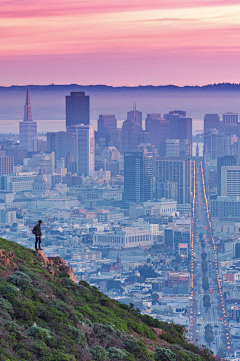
[
  {"left": 76, "top": 124, "right": 95, "bottom": 176},
  {"left": 93, "top": 227, "right": 153, "bottom": 248}
]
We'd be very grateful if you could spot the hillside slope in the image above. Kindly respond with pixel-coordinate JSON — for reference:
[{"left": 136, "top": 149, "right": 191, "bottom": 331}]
[{"left": 0, "top": 238, "right": 218, "bottom": 361}]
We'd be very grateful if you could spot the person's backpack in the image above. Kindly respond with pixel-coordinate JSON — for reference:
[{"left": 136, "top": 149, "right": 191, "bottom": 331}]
[{"left": 32, "top": 226, "right": 37, "bottom": 235}]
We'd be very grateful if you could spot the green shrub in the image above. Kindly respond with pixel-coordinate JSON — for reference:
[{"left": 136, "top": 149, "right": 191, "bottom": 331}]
[
  {"left": 67, "top": 325, "right": 87, "bottom": 346},
  {"left": 123, "top": 335, "right": 152, "bottom": 360},
  {"left": 107, "top": 347, "right": 126, "bottom": 359},
  {"left": 27, "top": 324, "right": 51, "bottom": 340},
  {"left": 90, "top": 345, "right": 109, "bottom": 360},
  {"left": 7, "top": 272, "right": 31, "bottom": 290},
  {"left": 0, "top": 297, "right": 14, "bottom": 314},
  {"left": 155, "top": 347, "right": 177, "bottom": 361},
  {"left": 50, "top": 299, "right": 74, "bottom": 313},
  {"left": 1, "top": 284, "right": 19, "bottom": 299}
]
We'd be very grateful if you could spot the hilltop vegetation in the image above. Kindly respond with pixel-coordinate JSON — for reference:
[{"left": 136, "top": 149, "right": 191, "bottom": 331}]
[{"left": 0, "top": 238, "right": 218, "bottom": 361}]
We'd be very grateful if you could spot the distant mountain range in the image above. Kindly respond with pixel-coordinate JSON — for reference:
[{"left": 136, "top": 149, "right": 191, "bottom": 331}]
[
  {"left": 1, "top": 83, "right": 240, "bottom": 91},
  {"left": 0, "top": 83, "right": 240, "bottom": 124}
]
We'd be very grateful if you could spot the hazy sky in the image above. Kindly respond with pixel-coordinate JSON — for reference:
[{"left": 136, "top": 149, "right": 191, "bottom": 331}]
[{"left": 1, "top": 0, "right": 240, "bottom": 86}]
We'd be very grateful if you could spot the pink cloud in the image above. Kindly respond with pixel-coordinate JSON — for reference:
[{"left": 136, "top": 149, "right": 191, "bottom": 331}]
[{"left": 1, "top": 0, "right": 240, "bottom": 18}]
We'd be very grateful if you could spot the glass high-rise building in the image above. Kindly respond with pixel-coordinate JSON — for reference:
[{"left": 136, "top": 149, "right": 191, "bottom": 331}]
[
  {"left": 217, "top": 155, "right": 237, "bottom": 195},
  {"left": 76, "top": 124, "right": 95, "bottom": 177},
  {"left": 66, "top": 92, "right": 89, "bottom": 128},
  {"left": 124, "top": 151, "right": 153, "bottom": 203}
]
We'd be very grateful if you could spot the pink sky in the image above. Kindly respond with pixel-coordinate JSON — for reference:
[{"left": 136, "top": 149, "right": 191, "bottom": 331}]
[{"left": 1, "top": 0, "right": 240, "bottom": 86}]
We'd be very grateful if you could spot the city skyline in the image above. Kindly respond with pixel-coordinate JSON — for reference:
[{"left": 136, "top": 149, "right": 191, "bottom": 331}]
[{"left": 1, "top": 1, "right": 240, "bottom": 86}]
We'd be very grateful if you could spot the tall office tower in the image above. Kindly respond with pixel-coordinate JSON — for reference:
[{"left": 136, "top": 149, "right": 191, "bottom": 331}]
[
  {"left": 124, "top": 151, "right": 154, "bottom": 203},
  {"left": 155, "top": 157, "right": 191, "bottom": 204},
  {"left": 66, "top": 92, "right": 89, "bottom": 128},
  {"left": 97, "top": 114, "right": 117, "bottom": 148},
  {"left": 19, "top": 89, "right": 37, "bottom": 152},
  {"left": 121, "top": 119, "right": 141, "bottom": 153},
  {"left": 204, "top": 129, "right": 218, "bottom": 159},
  {"left": 145, "top": 114, "right": 171, "bottom": 156},
  {"left": 164, "top": 111, "right": 192, "bottom": 156},
  {"left": 204, "top": 114, "right": 220, "bottom": 131},
  {"left": 166, "top": 139, "right": 180, "bottom": 157},
  {"left": 223, "top": 112, "right": 239, "bottom": 137},
  {"left": 223, "top": 112, "right": 238, "bottom": 125},
  {"left": 127, "top": 104, "right": 142, "bottom": 130},
  {"left": 203, "top": 114, "right": 220, "bottom": 157},
  {"left": 76, "top": 124, "right": 94, "bottom": 176},
  {"left": 220, "top": 166, "right": 240, "bottom": 196},
  {"left": 217, "top": 155, "right": 237, "bottom": 195},
  {"left": 0, "top": 156, "right": 14, "bottom": 176},
  {"left": 47, "top": 131, "right": 75, "bottom": 161},
  {"left": 145, "top": 113, "right": 162, "bottom": 131}
]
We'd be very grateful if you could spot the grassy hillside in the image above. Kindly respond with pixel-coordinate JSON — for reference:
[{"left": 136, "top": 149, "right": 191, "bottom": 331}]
[{"left": 0, "top": 238, "right": 217, "bottom": 361}]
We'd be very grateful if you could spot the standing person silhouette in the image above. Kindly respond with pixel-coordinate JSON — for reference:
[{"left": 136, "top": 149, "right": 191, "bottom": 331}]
[{"left": 33, "top": 220, "right": 43, "bottom": 251}]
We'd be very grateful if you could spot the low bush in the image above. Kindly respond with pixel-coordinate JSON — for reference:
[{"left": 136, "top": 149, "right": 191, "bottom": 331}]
[
  {"left": 107, "top": 347, "right": 126, "bottom": 359},
  {"left": 90, "top": 345, "right": 109, "bottom": 360},
  {"left": 27, "top": 324, "right": 51, "bottom": 340},
  {"left": 155, "top": 347, "right": 177, "bottom": 361}
]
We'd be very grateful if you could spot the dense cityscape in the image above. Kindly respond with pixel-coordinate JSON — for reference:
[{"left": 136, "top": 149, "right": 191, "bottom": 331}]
[{"left": 1, "top": 87, "right": 240, "bottom": 359}]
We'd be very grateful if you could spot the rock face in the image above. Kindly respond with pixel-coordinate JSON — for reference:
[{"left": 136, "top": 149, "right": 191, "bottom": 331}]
[
  {"left": 151, "top": 327, "right": 164, "bottom": 337},
  {"left": 35, "top": 250, "right": 77, "bottom": 283},
  {"left": 0, "top": 248, "right": 17, "bottom": 269}
]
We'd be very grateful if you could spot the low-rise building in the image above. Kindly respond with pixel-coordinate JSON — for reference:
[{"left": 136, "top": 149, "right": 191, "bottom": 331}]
[{"left": 93, "top": 226, "right": 153, "bottom": 248}]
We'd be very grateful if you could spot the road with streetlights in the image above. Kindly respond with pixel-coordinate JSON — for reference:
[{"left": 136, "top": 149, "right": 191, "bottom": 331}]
[{"left": 188, "top": 160, "right": 231, "bottom": 356}]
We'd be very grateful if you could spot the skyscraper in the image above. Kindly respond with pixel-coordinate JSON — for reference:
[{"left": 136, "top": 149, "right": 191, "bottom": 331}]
[
  {"left": 0, "top": 156, "right": 14, "bottom": 176},
  {"left": 127, "top": 104, "right": 142, "bottom": 130},
  {"left": 47, "top": 131, "right": 75, "bottom": 161},
  {"left": 76, "top": 124, "right": 94, "bottom": 176},
  {"left": 145, "top": 114, "right": 171, "bottom": 156},
  {"left": 223, "top": 113, "right": 238, "bottom": 126},
  {"left": 155, "top": 157, "right": 191, "bottom": 204},
  {"left": 124, "top": 151, "right": 153, "bottom": 203},
  {"left": 97, "top": 114, "right": 117, "bottom": 148},
  {"left": 121, "top": 119, "right": 141, "bottom": 153},
  {"left": 204, "top": 114, "right": 220, "bottom": 132},
  {"left": 66, "top": 92, "right": 89, "bottom": 128},
  {"left": 217, "top": 155, "right": 237, "bottom": 195},
  {"left": 19, "top": 89, "right": 37, "bottom": 151},
  {"left": 203, "top": 114, "right": 220, "bottom": 157},
  {"left": 164, "top": 111, "right": 192, "bottom": 156}
]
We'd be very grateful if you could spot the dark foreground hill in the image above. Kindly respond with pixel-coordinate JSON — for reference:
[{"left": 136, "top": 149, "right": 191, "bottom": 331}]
[{"left": 0, "top": 238, "right": 217, "bottom": 361}]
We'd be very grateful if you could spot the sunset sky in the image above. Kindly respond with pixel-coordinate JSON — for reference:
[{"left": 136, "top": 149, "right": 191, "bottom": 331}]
[{"left": 1, "top": 0, "right": 240, "bottom": 86}]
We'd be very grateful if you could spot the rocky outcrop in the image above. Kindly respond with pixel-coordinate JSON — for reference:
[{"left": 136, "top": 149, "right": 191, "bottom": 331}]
[
  {"left": 0, "top": 248, "right": 17, "bottom": 269},
  {"left": 151, "top": 327, "right": 164, "bottom": 338},
  {"left": 35, "top": 250, "right": 77, "bottom": 283}
]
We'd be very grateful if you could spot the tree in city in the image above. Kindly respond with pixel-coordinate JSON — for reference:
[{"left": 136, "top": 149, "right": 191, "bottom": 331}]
[
  {"left": 199, "top": 233, "right": 204, "bottom": 239},
  {"left": 202, "top": 260, "right": 208, "bottom": 274},
  {"left": 106, "top": 280, "right": 123, "bottom": 294},
  {"left": 152, "top": 293, "right": 159, "bottom": 305},
  {"left": 204, "top": 324, "right": 214, "bottom": 346},
  {"left": 202, "top": 276, "right": 209, "bottom": 292},
  {"left": 203, "top": 294, "right": 211, "bottom": 309},
  {"left": 146, "top": 258, "right": 151, "bottom": 264},
  {"left": 201, "top": 252, "right": 207, "bottom": 261},
  {"left": 138, "top": 265, "right": 158, "bottom": 280}
]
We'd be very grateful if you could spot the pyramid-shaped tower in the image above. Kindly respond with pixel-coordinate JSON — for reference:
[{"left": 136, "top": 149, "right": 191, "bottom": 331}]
[
  {"left": 19, "top": 88, "right": 37, "bottom": 151},
  {"left": 23, "top": 88, "right": 33, "bottom": 122}
]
